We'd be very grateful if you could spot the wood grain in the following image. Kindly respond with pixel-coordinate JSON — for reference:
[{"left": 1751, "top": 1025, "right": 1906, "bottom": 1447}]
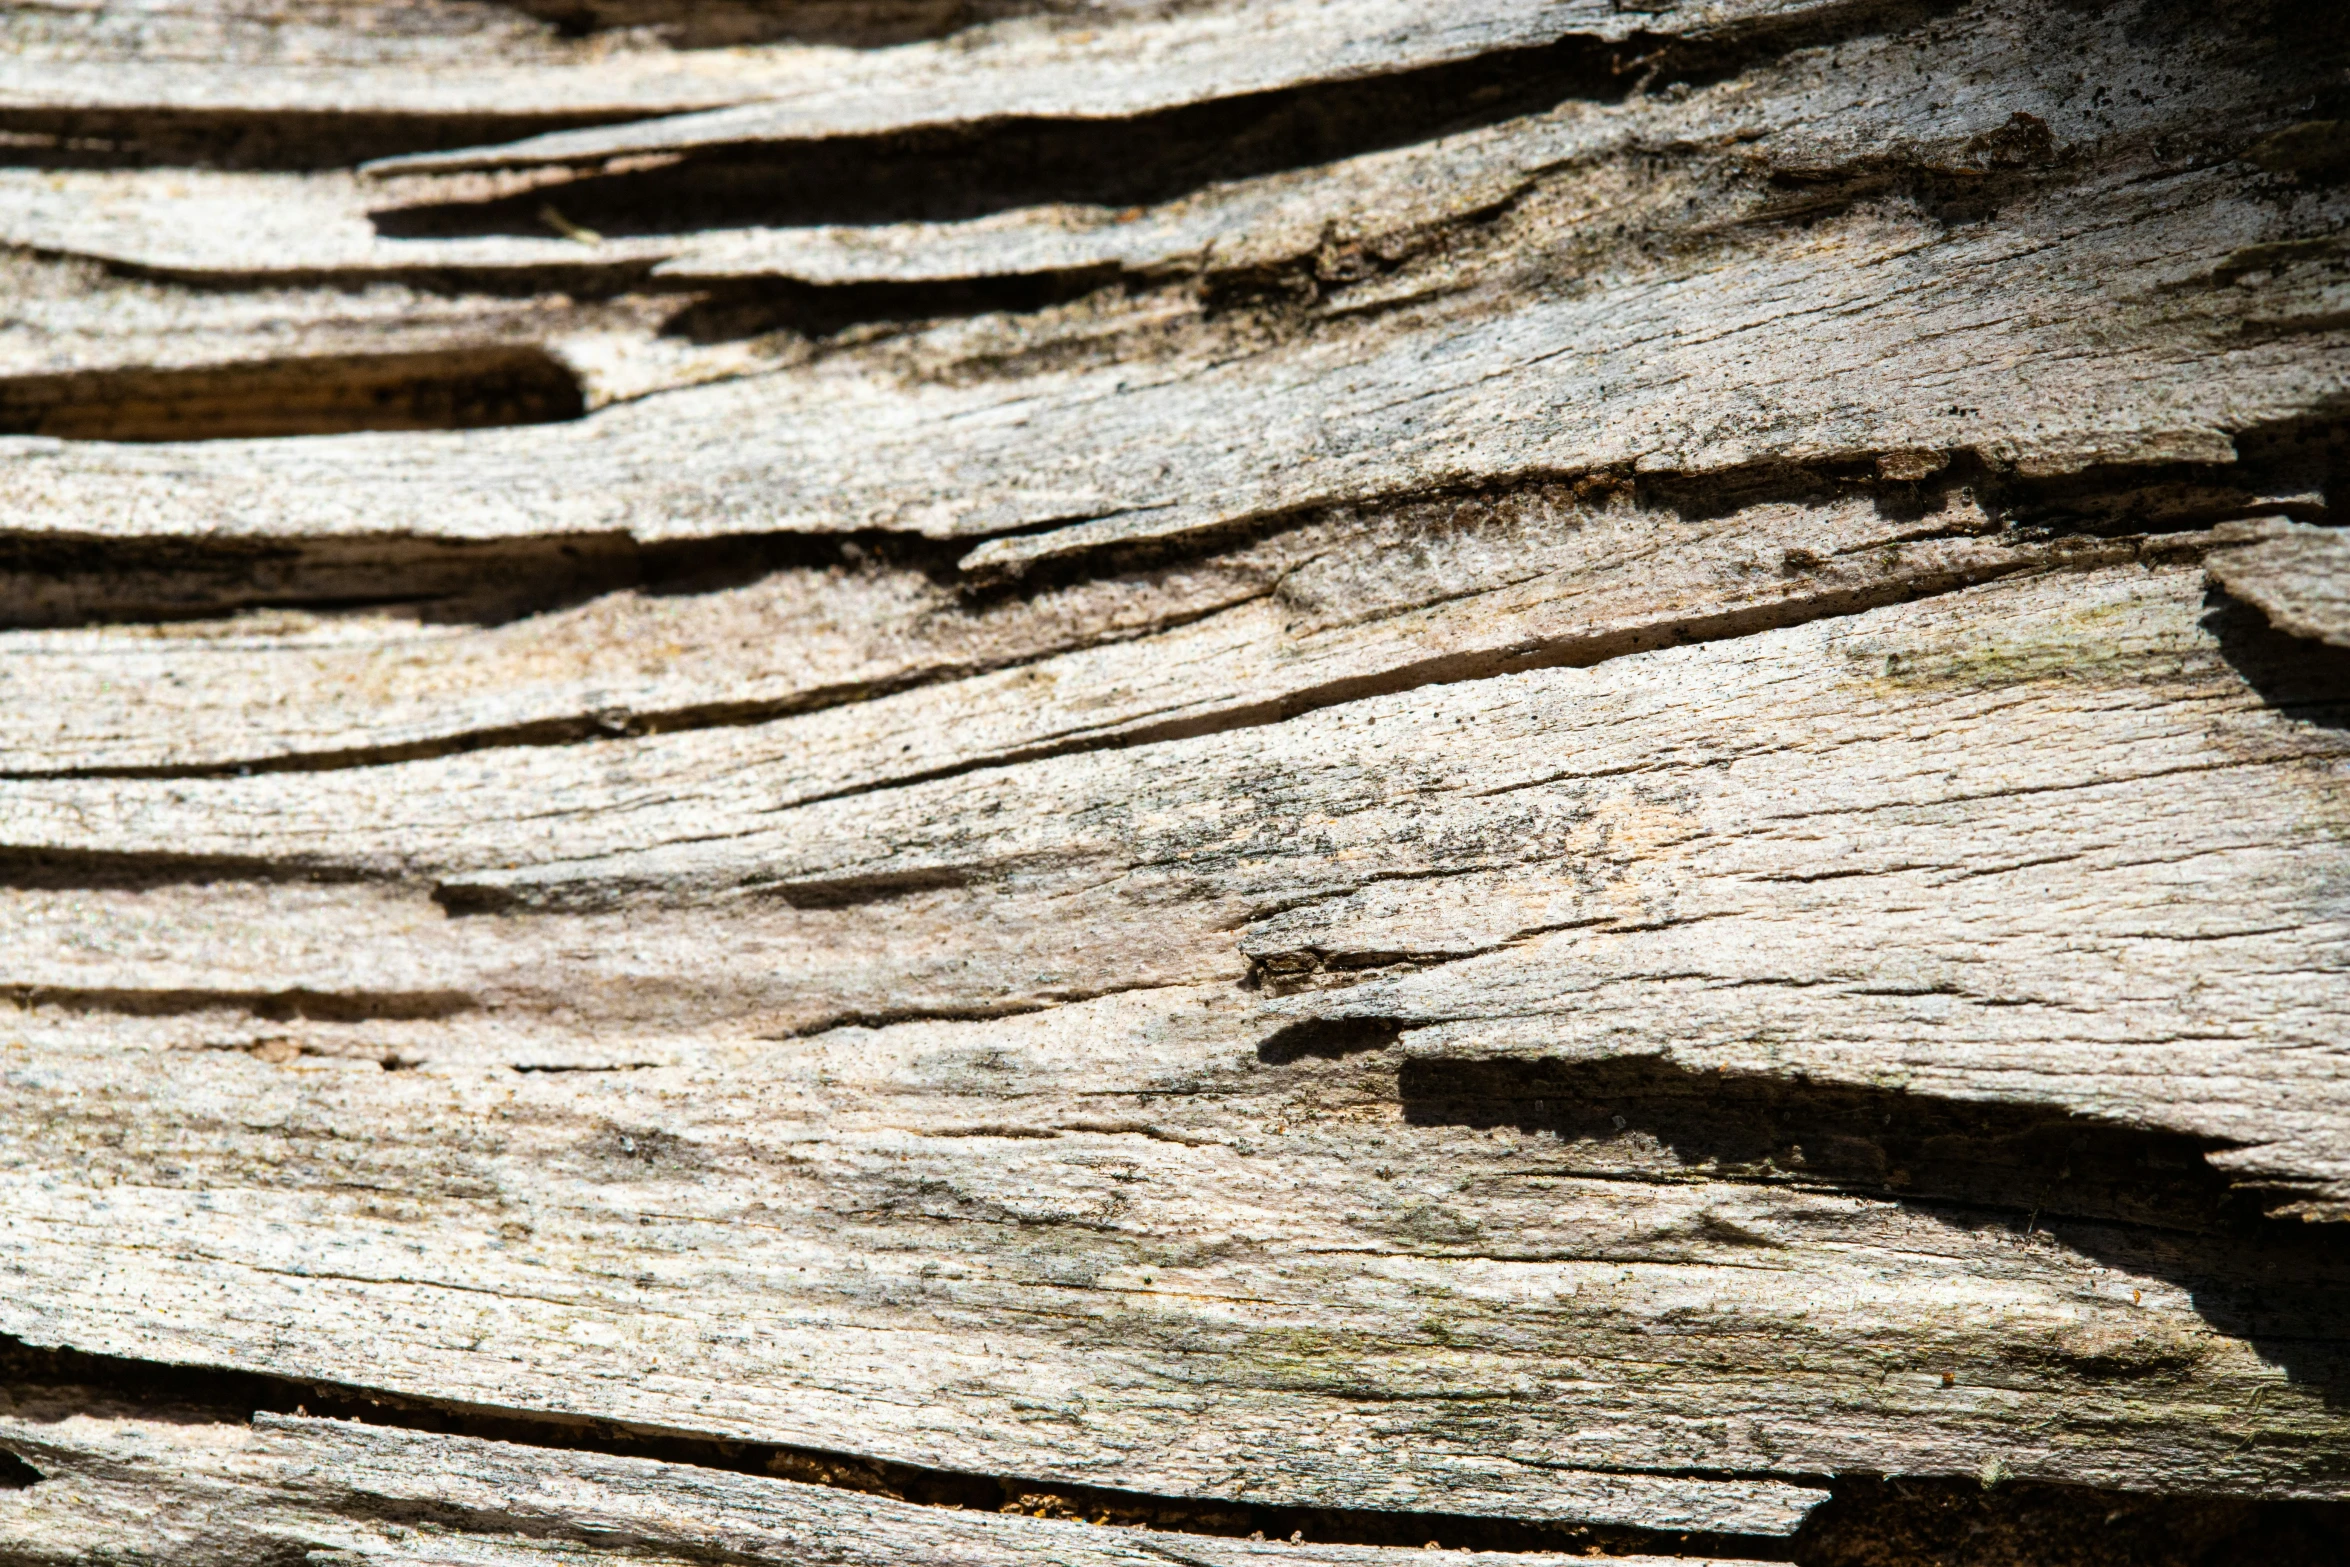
[
  {"left": 0, "top": 0, "right": 2342, "bottom": 1558},
  {"left": 3, "top": 566, "right": 2344, "bottom": 1521},
  {"left": 0, "top": 1409, "right": 1778, "bottom": 1567}
]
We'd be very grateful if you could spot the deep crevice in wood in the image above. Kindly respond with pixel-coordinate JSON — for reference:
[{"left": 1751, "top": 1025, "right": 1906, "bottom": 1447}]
[
  {"left": 4, "top": 1339, "right": 2348, "bottom": 1564},
  {"left": 2, "top": 415, "right": 2313, "bottom": 638},
  {"left": 0, "top": 107, "right": 649, "bottom": 173},
  {"left": 364, "top": 38, "right": 1648, "bottom": 236},
  {"left": 0, "top": 1339, "right": 1788, "bottom": 1560},
  {"left": 95, "top": 253, "right": 669, "bottom": 300},
  {"left": 656, "top": 264, "right": 1132, "bottom": 344},
  {"left": 1792, "top": 1475, "right": 2350, "bottom": 1567},
  {"left": 1397, "top": 1052, "right": 2350, "bottom": 1400},
  {"left": 5, "top": 432, "right": 2324, "bottom": 793},
  {"left": 956, "top": 410, "right": 2348, "bottom": 582},
  {"left": 0, "top": 346, "right": 586, "bottom": 443},
  {"left": 366, "top": 1, "right": 1951, "bottom": 236},
  {"left": 500, "top": 0, "right": 1106, "bottom": 52},
  {"left": 0, "top": 847, "right": 385, "bottom": 893},
  {"left": 0, "top": 526, "right": 964, "bottom": 632},
  {"left": 0, "top": 984, "right": 473, "bottom": 1024},
  {"left": 17, "top": 526, "right": 2058, "bottom": 792}
]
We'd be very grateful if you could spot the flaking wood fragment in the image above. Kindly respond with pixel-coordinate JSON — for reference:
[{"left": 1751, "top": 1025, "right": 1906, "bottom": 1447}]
[
  {"left": 0, "top": 0, "right": 1829, "bottom": 168},
  {"left": 2208, "top": 518, "right": 2350, "bottom": 649},
  {"left": 2, "top": 975, "right": 2344, "bottom": 1516},
  {"left": 0, "top": 253, "right": 754, "bottom": 433},
  {"left": 4, "top": 570, "right": 2348, "bottom": 1492},
  {"left": 0, "top": 157, "right": 2313, "bottom": 555},
  {"left": 6, "top": 567, "right": 2343, "bottom": 1157},
  {"left": 0, "top": 251, "right": 635, "bottom": 384},
  {"left": 0, "top": 167, "right": 681, "bottom": 279},
  {"left": 361, "top": 0, "right": 1832, "bottom": 174}
]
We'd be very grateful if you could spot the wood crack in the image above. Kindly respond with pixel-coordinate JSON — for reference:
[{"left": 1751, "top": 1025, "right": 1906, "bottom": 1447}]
[
  {"left": 0, "top": 1336, "right": 1796, "bottom": 1560},
  {"left": 5, "top": 443, "right": 2283, "bottom": 785}
]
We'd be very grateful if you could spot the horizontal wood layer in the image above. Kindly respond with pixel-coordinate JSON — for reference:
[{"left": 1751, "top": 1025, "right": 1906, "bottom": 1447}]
[
  {"left": 2208, "top": 521, "right": 2350, "bottom": 650},
  {"left": 0, "top": 0, "right": 2343, "bottom": 1556},
  {"left": 0, "top": 1409, "right": 1775, "bottom": 1567},
  {"left": 3, "top": 565, "right": 2344, "bottom": 1519},
  {"left": 360, "top": 0, "right": 1827, "bottom": 172},
  {"left": 0, "top": 0, "right": 2336, "bottom": 572},
  {"left": 0, "top": 485, "right": 2155, "bottom": 777}
]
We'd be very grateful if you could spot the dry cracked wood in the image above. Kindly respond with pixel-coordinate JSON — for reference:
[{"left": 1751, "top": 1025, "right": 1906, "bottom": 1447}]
[
  {"left": 4, "top": 563, "right": 2347, "bottom": 1524},
  {"left": 2, "top": 0, "right": 2347, "bottom": 1561},
  {"left": 1, "top": 0, "right": 2340, "bottom": 564},
  {"left": 0, "top": 485, "right": 2150, "bottom": 777},
  {"left": 0, "top": 1408, "right": 1774, "bottom": 1567},
  {"left": 362, "top": 0, "right": 1834, "bottom": 174},
  {"left": 4, "top": 979, "right": 2348, "bottom": 1520},
  {"left": 2208, "top": 519, "right": 2350, "bottom": 650}
]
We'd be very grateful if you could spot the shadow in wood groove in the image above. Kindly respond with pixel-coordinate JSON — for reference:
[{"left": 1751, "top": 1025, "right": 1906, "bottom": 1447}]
[
  {"left": 0, "top": 1338, "right": 1787, "bottom": 1561},
  {"left": 0, "top": 984, "right": 473, "bottom": 1024},
  {"left": 6, "top": 407, "right": 2333, "bottom": 634},
  {"left": 1397, "top": 1054, "right": 2350, "bottom": 1407},
  {"left": 657, "top": 265, "right": 1130, "bottom": 344},
  {"left": 0, "top": 527, "right": 960, "bottom": 632},
  {"left": 0, "top": 847, "right": 385, "bottom": 893},
  {"left": 2206, "top": 590, "right": 2350, "bottom": 733},
  {"left": 0, "top": 108, "right": 646, "bottom": 173},
  {"left": 5, "top": 1337, "right": 2349, "bottom": 1564},
  {"left": 505, "top": 0, "right": 1132, "bottom": 51},
  {"left": 0, "top": 348, "right": 585, "bottom": 443},
  {"left": 1793, "top": 1476, "right": 2350, "bottom": 1567},
  {"left": 367, "top": 21, "right": 1734, "bottom": 241},
  {"left": 1258, "top": 1016, "right": 1407, "bottom": 1064}
]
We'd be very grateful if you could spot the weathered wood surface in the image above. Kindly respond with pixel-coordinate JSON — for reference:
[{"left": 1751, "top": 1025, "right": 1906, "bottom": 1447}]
[
  {"left": 2209, "top": 519, "right": 2350, "bottom": 650},
  {"left": 0, "top": 1407, "right": 1774, "bottom": 1567},
  {"left": 0, "top": 489, "right": 2133, "bottom": 775},
  {"left": 1, "top": 0, "right": 2346, "bottom": 1563},
  {"left": 1, "top": 0, "right": 2339, "bottom": 562},
  {"left": 358, "top": 0, "right": 1835, "bottom": 174},
  {"left": 0, "top": 0, "right": 1802, "bottom": 129},
  {"left": 7, "top": 562, "right": 2348, "bottom": 1518}
]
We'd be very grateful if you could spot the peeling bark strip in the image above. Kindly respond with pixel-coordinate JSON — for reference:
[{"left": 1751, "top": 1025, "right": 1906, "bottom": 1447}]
[{"left": 0, "top": 1, "right": 2346, "bottom": 1564}]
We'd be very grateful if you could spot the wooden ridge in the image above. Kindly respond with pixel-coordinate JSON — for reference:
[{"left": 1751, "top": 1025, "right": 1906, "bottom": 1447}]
[{"left": 0, "top": 1, "right": 2344, "bottom": 1561}]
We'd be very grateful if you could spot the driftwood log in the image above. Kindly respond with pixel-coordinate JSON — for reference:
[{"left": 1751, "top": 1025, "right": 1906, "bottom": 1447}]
[{"left": 1, "top": 1, "right": 2347, "bottom": 1562}]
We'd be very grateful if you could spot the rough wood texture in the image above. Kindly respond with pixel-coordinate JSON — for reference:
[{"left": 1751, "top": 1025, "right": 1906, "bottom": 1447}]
[
  {"left": 0, "top": 1406, "right": 1775, "bottom": 1567},
  {"left": 2209, "top": 519, "right": 2350, "bottom": 649},
  {"left": 0, "top": 2, "right": 2345, "bottom": 1564}
]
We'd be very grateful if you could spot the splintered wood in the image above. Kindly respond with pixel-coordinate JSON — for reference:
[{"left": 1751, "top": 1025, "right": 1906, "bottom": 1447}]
[{"left": 0, "top": 1, "right": 2345, "bottom": 1564}]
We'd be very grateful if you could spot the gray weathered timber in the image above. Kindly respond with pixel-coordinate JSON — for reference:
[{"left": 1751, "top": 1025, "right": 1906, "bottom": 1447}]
[
  {"left": 0, "top": 167, "right": 684, "bottom": 280},
  {"left": 2, "top": 982, "right": 2344, "bottom": 1516},
  {"left": 0, "top": 0, "right": 2338, "bottom": 563},
  {"left": 0, "top": 0, "right": 2344, "bottom": 1560},
  {"left": 2209, "top": 519, "right": 2350, "bottom": 649},
  {"left": 0, "top": 151, "right": 2327, "bottom": 552},
  {"left": 0, "top": 1410, "right": 1774, "bottom": 1567},
  {"left": 362, "top": 0, "right": 1834, "bottom": 173},
  {"left": 3, "top": 565, "right": 2343, "bottom": 1171},
  {"left": 0, "top": 489, "right": 2128, "bottom": 777},
  {"left": 3, "top": 564, "right": 2346, "bottom": 1520}
]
